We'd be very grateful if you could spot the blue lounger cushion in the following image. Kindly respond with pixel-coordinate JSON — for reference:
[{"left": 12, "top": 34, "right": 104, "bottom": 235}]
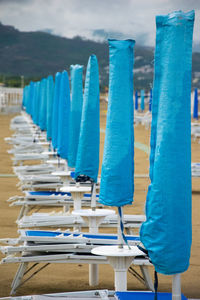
[
  {"left": 28, "top": 191, "right": 99, "bottom": 198},
  {"left": 25, "top": 230, "right": 140, "bottom": 241},
  {"left": 115, "top": 292, "right": 187, "bottom": 300},
  {"left": 28, "top": 191, "right": 69, "bottom": 196}
]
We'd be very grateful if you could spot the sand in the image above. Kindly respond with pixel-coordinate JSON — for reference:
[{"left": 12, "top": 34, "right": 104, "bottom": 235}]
[{"left": 0, "top": 103, "right": 199, "bottom": 298}]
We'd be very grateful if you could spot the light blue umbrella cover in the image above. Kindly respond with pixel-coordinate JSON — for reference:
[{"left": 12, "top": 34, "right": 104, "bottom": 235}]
[
  {"left": 68, "top": 65, "right": 83, "bottom": 167},
  {"left": 32, "top": 82, "right": 38, "bottom": 124},
  {"left": 35, "top": 81, "right": 41, "bottom": 126},
  {"left": 140, "top": 10, "right": 194, "bottom": 275},
  {"left": 46, "top": 75, "right": 54, "bottom": 141},
  {"left": 57, "top": 70, "right": 71, "bottom": 160},
  {"left": 99, "top": 39, "right": 135, "bottom": 207},
  {"left": 75, "top": 55, "right": 100, "bottom": 182},
  {"left": 51, "top": 72, "right": 61, "bottom": 150},
  {"left": 39, "top": 78, "right": 47, "bottom": 131}
]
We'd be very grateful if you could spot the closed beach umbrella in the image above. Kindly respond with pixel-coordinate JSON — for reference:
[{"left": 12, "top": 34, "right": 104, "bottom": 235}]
[
  {"left": 35, "top": 81, "right": 41, "bottom": 127},
  {"left": 39, "top": 78, "right": 47, "bottom": 131},
  {"left": 57, "top": 70, "right": 70, "bottom": 160},
  {"left": 140, "top": 10, "right": 194, "bottom": 275},
  {"left": 32, "top": 82, "right": 38, "bottom": 124},
  {"left": 68, "top": 65, "right": 83, "bottom": 168},
  {"left": 100, "top": 39, "right": 135, "bottom": 207},
  {"left": 46, "top": 75, "right": 54, "bottom": 141},
  {"left": 75, "top": 55, "right": 100, "bottom": 183},
  {"left": 193, "top": 88, "right": 198, "bottom": 119},
  {"left": 51, "top": 72, "right": 61, "bottom": 151}
]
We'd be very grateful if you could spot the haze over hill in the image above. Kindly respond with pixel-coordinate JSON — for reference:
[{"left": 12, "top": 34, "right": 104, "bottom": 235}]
[{"left": 0, "top": 22, "right": 200, "bottom": 89}]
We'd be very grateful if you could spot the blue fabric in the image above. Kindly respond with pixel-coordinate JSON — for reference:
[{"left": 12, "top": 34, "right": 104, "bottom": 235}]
[
  {"left": 25, "top": 84, "right": 30, "bottom": 114},
  {"left": 149, "top": 89, "right": 152, "bottom": 112},
  {"left": 135, "top": 91, "right": 138, "bottom": 110},
  {"left": 84, "top": 193, "right": 99, "bottom": 198},
  {"left": 57, "top": 71, "right": 71, "bottom": 159},
  {"left": 193, "top": 88, "right": 198, "bottom": 119},
  {"left": 28, "top": 191, "right": 68, "bottom": 196},
  {"left": 140, "top": 89, "right": 145, "bottom": 111},
  {"left": 51, "top": 72, "right": 61, "bottom": 150},
  {"left": 32, "top": 82, "right": 38, "bottom": 124},
  {"left": 28, "top": 191, "right": 98, "bottom": 197},
  {"left": 39, "top": 78, "right": 47, "bottom": 131},
  {"left": 99, "top": 40, "right": 135, "bottom": 207},
  {"left": 25, "top": 230, "right": 140, "bottom": 241},
  {"left": 46, "top": 76, "right": 54, "bottom": 141},
  {"left": 35, "top": 82, "right": 41, "bottom": 126},
  {"left": 70, "top": 171, "right": 75, "bottom": 178},
  {"left": 115, "top": 292, "right": 187, "bottom": 300},
  {"left": 32, "top": 83, "right": 36, "bottom": 124},
  {"left": 75, "top": 55, "right": 100, "bottom": 182},
  {"left": 68, "top": 65, "right": 83, "bottom": 167},
  {"left": 140, "top": 10, "right": 194, "bottom": 275}
]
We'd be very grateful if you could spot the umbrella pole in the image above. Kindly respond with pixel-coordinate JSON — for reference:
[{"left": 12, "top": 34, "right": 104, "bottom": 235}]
[
  {"left": 172, "top": 273, "right": 181, "bottom": 300},
  {"left": 117, "top": 207, "right": 124, "bottom": 248},
  {"left": 91, "top": 183, "right": 96, "bottom": 211}
]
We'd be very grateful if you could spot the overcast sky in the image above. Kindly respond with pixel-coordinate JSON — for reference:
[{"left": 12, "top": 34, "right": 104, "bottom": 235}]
[{"left": 0, "top": 0, "right": 200, "bottom": 49}]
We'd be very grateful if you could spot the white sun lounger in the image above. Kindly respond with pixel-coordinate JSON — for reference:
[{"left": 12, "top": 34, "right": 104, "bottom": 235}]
[
  {"left": 0, "top": 230, "right": 153, "bottom": 294},
  {"left": 8, "top": 191, "right": 104, "bottom": 219},
  {"left": 5, "top": 136, "right": 38, "bottom": 145},
  {"left": 16, "top": 174, "right": 63, "bottom": 190},
  {"left": 8, "top": 142, "right": 44, "bottom": 155},
  {"left": 192, "top": 162, "right": 200, "bottom": 177},
  {"left": 134, "top": 111, "right": 152, "bottom": 128},
  {"left": 12, "top": 153, "right": 49, "bottom": 164},
  {"left": 16, "top": 212, "right": 145, "bottom": 233},
  {"left": 13, "top": 164, "right": 55, "bottom": 175},
  {"left": 0, "top": 289, "right": 116, "bottom": 300}
]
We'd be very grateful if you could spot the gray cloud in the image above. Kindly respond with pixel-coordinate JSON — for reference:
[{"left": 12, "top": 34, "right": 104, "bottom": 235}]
[{"left": 0, "top": 0, "right": 199, "bottom": 48}]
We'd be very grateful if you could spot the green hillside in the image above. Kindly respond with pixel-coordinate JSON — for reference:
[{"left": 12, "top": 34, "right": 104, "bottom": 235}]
[{"left": 0, "top": 22, "right": 199, "bottom": 89}]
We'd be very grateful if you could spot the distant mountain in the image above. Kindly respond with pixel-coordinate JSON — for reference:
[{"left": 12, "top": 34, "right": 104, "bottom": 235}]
[{"left": 0, "top": 22, "right": 199, "bottom": 89}]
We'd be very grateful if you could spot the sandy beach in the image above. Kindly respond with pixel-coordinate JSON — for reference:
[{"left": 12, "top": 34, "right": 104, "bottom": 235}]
[{"left": 0, "top": 102, "right": 199, "bottom": 298}]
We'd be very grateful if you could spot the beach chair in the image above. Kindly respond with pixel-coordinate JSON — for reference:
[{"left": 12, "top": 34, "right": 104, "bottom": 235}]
[
  {"left": 0, "top": 290, "right": 187, "bottom": 300},
  {"left": 16, "top": 212, "right": 145, "bottom": 234},
  {"left": 16, "top": 174, "right": 63, "bottom": 190},
  {"left": 8, "top": 191, "right": 105, "bottom": 220},
  {"left": 0, "top": 229, "right": 153, "bottom": 295},
  {"left": 13, "top": 164, "right": 55, "bottom": 176},
  {"left": 192, "top": 163, "right": 200, "bottom": 177}
]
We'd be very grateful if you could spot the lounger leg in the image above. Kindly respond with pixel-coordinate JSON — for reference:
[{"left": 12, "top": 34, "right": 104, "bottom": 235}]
[
  {"left": 23, "top": 205, "right": 30, "bottom": 217},
  {"left": 17, "top": 205, "right": 26, "bottom": 221},
  {"left": 63, "top": 204, "right": 70, "bottom": 213},
  {"left": 89, "top": 264, "right": 98, "bottom": 286},
  {"left": 11, "top": 262, "right": 28, "bottom": 295},
  {"left": 140, "top": 265, "right": 154, "bottom": 291}
]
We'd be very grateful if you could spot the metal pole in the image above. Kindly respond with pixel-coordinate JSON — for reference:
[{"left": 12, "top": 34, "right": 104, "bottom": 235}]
[
  {"left": 91, "top": 183, "right": 96, "bottom": 211},
  {"left": 117, "top": 207, "right": 124, "bottom": 248},
  {"left": 172, "top": 273, "right": 181, "bottom": 300},
  {"left": 89, "top": 216, "right": 98, "bottom": 286}
]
